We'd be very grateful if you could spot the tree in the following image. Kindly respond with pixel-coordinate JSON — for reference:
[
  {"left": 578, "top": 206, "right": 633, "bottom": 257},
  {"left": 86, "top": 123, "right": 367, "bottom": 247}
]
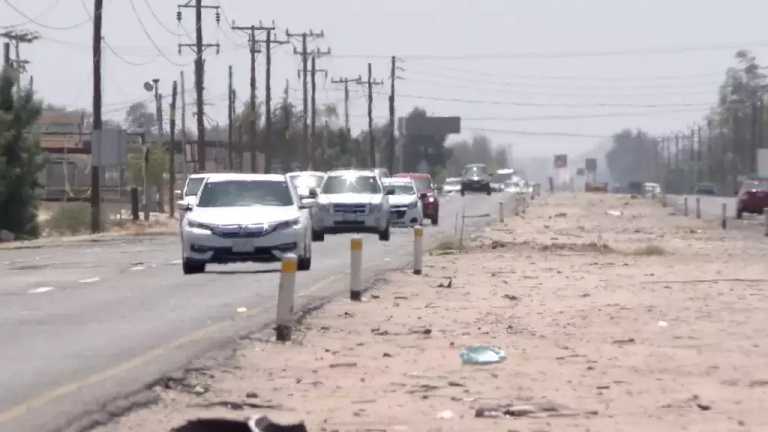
[
  {"left": 401, "top": 108, "right": 451, "bottom": 174},
  {"left": 124, "top": 102, "right": 155, "bottom": 133},
  {"left": 606, "top": 129, "right": 658, "bottom": 186},
  {"left": 0, "top": 67, "right": 43, "bottom": 238}
]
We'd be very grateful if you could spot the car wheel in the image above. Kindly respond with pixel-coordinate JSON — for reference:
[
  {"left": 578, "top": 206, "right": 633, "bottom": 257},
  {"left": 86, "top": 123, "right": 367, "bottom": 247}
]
[
  {"left": 379, "top": 225, "right": 391, "bottom": 242},
  {"left": 460, "top": 189, "right": 466, "bottom": 197},
  {"left": 737, "top": 208, "right": 744, "bottom": 219},
  {"left": 431, "top": 214, "right": 439, "bottom": 226},
  {"left": 486, "top": 186, "right": 492, "bottom": 196},
  {"left": 312, "top": 229, "right": 325, "bottom": 242},
  {"left": 183, "top": 259, "right": 205, "bottom": 275},
  {"left": 298, "top": 256, "right": 312, "bottom": 271}
]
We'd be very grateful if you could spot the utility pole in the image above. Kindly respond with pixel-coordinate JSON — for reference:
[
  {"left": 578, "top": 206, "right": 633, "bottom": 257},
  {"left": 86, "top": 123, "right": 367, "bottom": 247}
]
[
  {"left": 227, "top": 64, "right": 233, "bottom": 170},
  {"left": 358, "top": 63, "right": 384, "bottom": 168},
  {"left": 255, "top": 30, "right": 289, "bottom": 173},
  {"left": 232, "top": 22, "right": 274, "bottom": 173},
  {"left": 331, "top": 76, "right": 361, "bottom": 136},
  {"left": 287, "top": 29, "right": 325, "bottom": 170},
  {"left": 91, "top": 0, "right": 103, "bottom": 233},
  {"left": 169, "top": 81, "right": 178, "bottom": 218},
  {"left": 308, "top": 53, "right": 329, "bottom": 169},
  {"left": 2, "top": 42, "right": 9, "bottom": 67},
  {"left": 177, "top": 1, "right": 221, "bottom": 172},
  {"left": 675, "top": 134, "right": 680, "bottom": 169},
  {"left": 1, "top": 30, "right": 39, "bottom": 91},
  {"left": 180, "top": 70, "right": 188, "bottom": 176},
  {"left": 152, "top": 78, "right": 162, "bottom": 136},
  {"left": 388, "top": 56, "right": 404, "bottom": 174}
]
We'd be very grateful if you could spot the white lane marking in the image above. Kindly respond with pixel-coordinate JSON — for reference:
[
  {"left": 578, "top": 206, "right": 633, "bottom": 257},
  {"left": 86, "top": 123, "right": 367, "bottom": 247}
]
[
  {"left": 129, "top": 266, "right": 146, "bottom": 271},
  {"left": 169, "top": 259, "right": 182, "bottom": 265},
  {"left": 28, "top": 287, "right": 55, "bottom": 294},
  {"left": 236, "top": 307, "right": 248, "bottom": 313},
  {"left": 78, "top": 277, "right": 101, "bottom": 284}
]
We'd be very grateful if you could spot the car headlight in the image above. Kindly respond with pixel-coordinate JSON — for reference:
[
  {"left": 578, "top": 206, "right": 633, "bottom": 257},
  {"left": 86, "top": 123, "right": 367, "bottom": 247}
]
[
  {"left": 408, "top": 200, "right": 418, "bottom": 209},
  {"left": 269, "top": 217, "right": 301, "bottom": 233},
  {"left": 187, "top": 220, "right": 214, "bottom": 232},
  {"left": 427, "top": 196, "right": 436, "bottom": 203}
]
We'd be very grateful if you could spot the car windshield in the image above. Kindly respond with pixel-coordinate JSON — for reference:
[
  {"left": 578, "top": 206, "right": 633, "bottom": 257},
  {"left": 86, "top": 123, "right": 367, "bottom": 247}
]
[
  {"left": 290, "top": 175, "right": 324, "bottom": 190},
  {"left": 743, "top": 181, "right": 768, "bottom": 191},
  {"left": 464, "top": 166, "right": 487, "bottom": 176},
  {"left": 410, "top": 178, "right": 431, "bottom": 192},
  {"left": 197, "top": 180, "right": 294, "bottom": 207},
  {"left": 386, "top": 184, "right": 416, "bottom": 195},
  {"left": 185, "top": 177, "right": 205, "bottom": 196},
  {"left": 492, "top": 173, "right": 514, "bottom": 183},
  {"left": 322, "top": 175, "right": 382, "bottom": 194}
]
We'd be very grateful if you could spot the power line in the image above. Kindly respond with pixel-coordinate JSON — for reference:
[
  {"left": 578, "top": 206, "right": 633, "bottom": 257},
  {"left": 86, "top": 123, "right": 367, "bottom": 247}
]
[
  {"left": 333, "top": 39, "right": 768, "bottom": 61},
  {"left": 461, "top": 108, "right": 709, "bottom": 122},
  {"left": 0, "top": 0, "right": 60, "bottom": 29},
  {"left": 468, "top": 127, "right": 609, "bottom": 139},
  {"left": 142, "top": 0, "right": 187, "bottom": 38},
  {"left": 128, "top": 0, "right": 191, "bottom": 67},
  {"left": 103, "top": 38, "right": 159, "bottom": 66},
  {"left": 3, "top": 0, "right": 91, "bottom": 30}
]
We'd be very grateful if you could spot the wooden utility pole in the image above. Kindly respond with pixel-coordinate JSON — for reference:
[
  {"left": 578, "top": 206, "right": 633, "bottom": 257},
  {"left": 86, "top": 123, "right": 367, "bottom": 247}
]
[
  {"left": 2, "top": 42, "right": 9, "bottom": 66},
  {"left": 287, "top": 29, "right": 325, "bottom": 170},
  {"left": 387, "top": 56, "right": 403, "bottom": 174},
  {"left": 169, "top": 81, "right": 178, "bottom": 218},
  {"left": 91, "top": 0, "right": 103, "bottom": 233},
  {"left": 358, "top": 63, "right": 384, "bottom": 168},
  {"left": 332, "top": 75, "right": 361, "bottom": 164},
  {"left": 177, "top": 1, "right": 221, "bottom": 172},
  {"left": 227, "top": 64, "right": 233, "bottom": 170},
  {"left": 309, "top": 53, "right": 329, "bottom": 169},
  {"left": 1, "top": 30, "right": 38, "bottom": 92},
  {"left": 232, "top": 23, "right": 274, "bottom": 172},
  {"left": 180, "top": 70, "right": 188, "bottom": 176}
]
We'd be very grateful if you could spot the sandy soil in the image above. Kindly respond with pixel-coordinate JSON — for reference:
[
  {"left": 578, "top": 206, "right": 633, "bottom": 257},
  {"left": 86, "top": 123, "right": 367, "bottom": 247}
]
[{"left": 100, "top": 193, "right": 768, "bottom": 432}]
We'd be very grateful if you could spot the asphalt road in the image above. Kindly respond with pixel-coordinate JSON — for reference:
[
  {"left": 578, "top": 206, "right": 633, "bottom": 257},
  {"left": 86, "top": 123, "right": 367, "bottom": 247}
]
[{"left": 0, "top": 192, "right": 518, "bottom": 432}]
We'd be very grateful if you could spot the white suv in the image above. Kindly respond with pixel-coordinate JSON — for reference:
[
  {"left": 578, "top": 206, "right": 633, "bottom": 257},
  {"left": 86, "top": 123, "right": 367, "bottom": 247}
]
[
  {"left": 180, "top": 174, "right": 313, "bottom": 274},
  {"left": 313, "top": 170, "right": 393, "bottom": 242}
]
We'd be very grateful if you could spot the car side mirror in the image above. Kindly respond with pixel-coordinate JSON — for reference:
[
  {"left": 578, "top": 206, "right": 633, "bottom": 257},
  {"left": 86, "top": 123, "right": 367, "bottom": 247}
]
[
  {"left": 419, "top": 192, "right": 428, "bottom": 200},
  {"left": 299, "top": 199, "right": 316, "bottom": 209},
  {"left": 308, "top": 188, "right": 318, "bottom": 199},
  {"left": 177, "top": 200, "right": 192, "bottom": 212},
  {"left": 385, "top": 188, "right": 396, "bottom": 196}
]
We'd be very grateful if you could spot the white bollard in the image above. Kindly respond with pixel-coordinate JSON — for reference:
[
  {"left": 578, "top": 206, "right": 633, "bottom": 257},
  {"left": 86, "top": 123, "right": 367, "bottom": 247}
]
[
  {"left": 721, "top": 203, "right": 727, "bottom": 230},
  {"left": 683, "top": 197, "right": 689, "bottom": 217},
  {"left": 696, "top": 197, "right": 701, "bottom": 219},
  {"left": 413, "top": 226, "right": 423, "bottom": 275},
  {"left": 275, "top": 254, "right": 297, "bottom": 342},
  {"left": 498, "top": 202, "right": 504, "bottom": 223},
  {"left": 764, "top": 208, "right": 768, "bottom": 237},
  {"left": 350, "top": 236, "right": 363, "bottom": 301}
]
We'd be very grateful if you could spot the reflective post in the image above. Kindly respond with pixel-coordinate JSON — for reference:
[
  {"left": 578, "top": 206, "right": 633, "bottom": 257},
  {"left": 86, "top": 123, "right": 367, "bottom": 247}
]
[
  {"left": 350, "top": 236, "right": 363, "bottom": 301},
  {"left": 413, "top": 226, "right": 423, "bottom": 275},
  {"left": 275, "top": 254, "right": 297, "bottom": 342}
]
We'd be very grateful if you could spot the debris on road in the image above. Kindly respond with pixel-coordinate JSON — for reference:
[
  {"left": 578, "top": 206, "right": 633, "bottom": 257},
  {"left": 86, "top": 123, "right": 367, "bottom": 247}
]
[
  {"left": 436, "top": 277, "right": 453, "bottom": 288},
  {"left": 436, "top": 409, "right": 455, "bottom": 419},
  {"left": 236, "top": 307, "right": 248, "bottom": 313},
  {"left": 606, "top": 209, "right": 624, "bottom": 217},
  {"left": 459, "top": 346, "right": 507, "bottom": 364}
]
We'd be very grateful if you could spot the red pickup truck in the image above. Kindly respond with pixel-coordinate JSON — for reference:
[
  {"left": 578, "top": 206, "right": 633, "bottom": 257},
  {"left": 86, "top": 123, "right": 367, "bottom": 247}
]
[{"left": 737, "top": 178, "right": 768, "bottom": 219}]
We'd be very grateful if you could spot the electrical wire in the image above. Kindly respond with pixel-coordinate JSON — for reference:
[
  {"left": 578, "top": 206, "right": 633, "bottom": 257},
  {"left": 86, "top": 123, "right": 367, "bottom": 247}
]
[
  {"left": 103, "top": 38, "right": 159, "bottom": 66},
  {"left": 0, "top": 0, "right": 60, "bottom": 29},
  {"left": 461, "top": 108, "right": 709, "bottom": 122},
  {"left": 468, "top": 127, "right": 610, "bottom": 139},
  {"left": 128, "top": 0, "right": 192, "bottom": 67},
  {"left": 141, "top": 0, "right": 186, "bottom": 37},
  {"left": 3, "top": 0, "right": 91, "bottom": 30}
]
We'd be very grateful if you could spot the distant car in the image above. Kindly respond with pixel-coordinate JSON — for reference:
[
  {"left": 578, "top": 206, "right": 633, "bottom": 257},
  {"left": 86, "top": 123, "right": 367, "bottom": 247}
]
[
  {"left": 442, "top": 177, "right": 462, "bottom": 195},
  {"left": 395, "top": 173, "right": 440, "bottom": 225},
  {"left": 313, "top": 170, "right": 393, "bottom": 241},
  {"left": 643, "top": 182, "right": 662, "bottom": 197},
  {"left": 286, "top": 171, "right": 326, "bottom": 198},
  {"left": 382, "top": 178, "right": 423, "bottom": 227},
  {"left": 461, "top": 164, "right": 492, "bottom": 196},
  {"left": 491, "top": 169, "right": 516, "bottom": 192},
  {"left": 737, "top": 178, "right": 768, "bottom": 219},
  {"left": 694, "top": 182, "right": 718, "bottom": 196},
  {"left": 181, "top": 174, "right": 208, "bottom": 208},
  {"left": 180, "top": 174, "right": 313, "bottom": 274}
]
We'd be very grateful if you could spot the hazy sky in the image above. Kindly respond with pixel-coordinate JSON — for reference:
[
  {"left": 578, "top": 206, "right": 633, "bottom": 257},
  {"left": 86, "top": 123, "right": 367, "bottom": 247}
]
[{"left": 4, "top": 0, "right": 768, "bottom": 158}]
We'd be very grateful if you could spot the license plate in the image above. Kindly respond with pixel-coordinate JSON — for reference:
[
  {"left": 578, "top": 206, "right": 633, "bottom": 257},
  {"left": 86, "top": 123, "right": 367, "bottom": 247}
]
[
  {"left": 232, "top": 239, "right": 252, "bottom": 253},
  {"left": 342, "top": 213, "right": 357, "bottom": 221}
]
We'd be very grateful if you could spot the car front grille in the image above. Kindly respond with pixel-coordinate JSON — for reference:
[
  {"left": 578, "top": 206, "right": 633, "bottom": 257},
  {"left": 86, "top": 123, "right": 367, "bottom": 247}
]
[
  {"left": 333, "top": 204, "right": 368, "bottom": 215},
  {"left": 212, "top": 224, "right": 269, "bottom": 239}
]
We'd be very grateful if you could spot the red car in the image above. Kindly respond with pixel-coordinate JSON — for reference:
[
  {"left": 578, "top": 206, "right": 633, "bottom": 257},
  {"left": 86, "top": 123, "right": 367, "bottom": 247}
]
[
  {"left": 395, "top": 173, "right": 439, "bottom": 225},
  {"left": 737, "top": 178, "right": 768, "bottom": 219}
]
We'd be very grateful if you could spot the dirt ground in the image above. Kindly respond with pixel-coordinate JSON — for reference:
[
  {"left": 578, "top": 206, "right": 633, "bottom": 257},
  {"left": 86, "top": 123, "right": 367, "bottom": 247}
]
[{"left": 101, "top": 193, "right": 768, "bottom": 432}]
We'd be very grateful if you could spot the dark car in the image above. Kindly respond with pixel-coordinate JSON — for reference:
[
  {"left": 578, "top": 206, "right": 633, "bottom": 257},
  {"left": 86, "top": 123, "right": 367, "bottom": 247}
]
[
  {"left": 737, "top": 179, "right": 768, "bottom": 219},
  {"left": 693, "top": 182, "right": 718, "bottom": 196},
  {"left": 395, "top": 173, "right": 440, "bottom": 225},
  {"left": 461, "top": 164, "right": 492, "bottom": 196}
]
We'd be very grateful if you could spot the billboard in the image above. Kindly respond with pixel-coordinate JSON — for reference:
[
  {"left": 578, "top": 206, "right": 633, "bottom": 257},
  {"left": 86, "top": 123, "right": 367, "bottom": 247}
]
[
  {"left": 554, "top": 154, "right": 568, "bottom": 169},
  {"left": 400, "top": 116, "right": 461, "bottom": 135},
  {"left": 585, "top": 158, "right": 597, "bottom": 173}
]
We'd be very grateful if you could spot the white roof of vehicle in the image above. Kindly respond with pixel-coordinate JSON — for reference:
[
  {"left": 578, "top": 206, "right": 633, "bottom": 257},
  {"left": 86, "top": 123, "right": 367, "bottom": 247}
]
[
  {"left": 496, "top": 169, "right": 516, "bottom": 175},
  {"left": 326, "top": 169, "right": 377, "bottom": 177},
  {"left": 287, "top": 171, "right": 326, "bottom": 178},
  {"left": 204, "top": 173, "right": 287, "bottom": 183},
  {"left": 382, "top": 177, "right": 415, "bottom": 185}
]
